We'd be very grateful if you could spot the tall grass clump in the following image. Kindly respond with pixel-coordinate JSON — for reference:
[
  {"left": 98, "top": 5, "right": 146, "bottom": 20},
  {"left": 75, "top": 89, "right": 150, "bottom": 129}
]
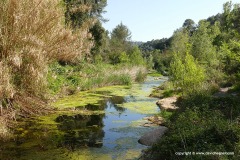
[
  {"left": 48, "top": 62, "right": 148, "bottom": 94},
  {"left": 0, "top": 0, "right": 93, "bottom": 118}
]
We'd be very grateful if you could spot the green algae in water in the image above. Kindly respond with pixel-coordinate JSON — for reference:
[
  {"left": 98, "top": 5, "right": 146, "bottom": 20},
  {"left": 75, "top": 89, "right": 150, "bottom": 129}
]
[
  {"left": 118, "top": 101, "right": 159, "bottom": 114},
  {"left": 1, "top": 76, "right": 164, "bottom": 160},
  {"left": 94, "top": 84, "right": 149, "bottom": 97},
  {"left": 52, "top": 79, "right": 154, "bottom": 110},
  {"left": 52, "top": 91, "right": 105, "bottom": 109}
]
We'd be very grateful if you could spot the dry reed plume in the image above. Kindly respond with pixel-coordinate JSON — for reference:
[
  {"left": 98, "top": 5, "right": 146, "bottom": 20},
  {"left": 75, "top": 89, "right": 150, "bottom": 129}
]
[{"left": 0, "top": 0, "right": 95, "bottom": 119}]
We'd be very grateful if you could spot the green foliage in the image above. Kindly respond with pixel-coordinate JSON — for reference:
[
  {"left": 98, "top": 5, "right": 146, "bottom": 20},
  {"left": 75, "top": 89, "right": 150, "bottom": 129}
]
[
  {"left": 118, "top": 74, "right": 132, "bottom": 85},
  {"left": 153, "top": 50, "right": 172, "bottom": 75},
  {"left": 119, "top": 52, "right": 130, "bottom": 63},
  {"left": 147, "top": 2, "right": 240, "bottom": 160},
  {"left": 148, "top": 70, "right": 162, "bottom": 77},
  {"left": 170, "top": 29, "right": 190, "bottom": 57},
  {"left": 146, "top": 54, "right": 154, "bottom": 69},
  {"left": 110, "top": 23, "right": 132, "bottom": 54},
  {"left": 90, "top": 22, "right": 108, "bottom": 56},
  {"left": 135, "top": 70, "right": 147, "bottom": 83},
  {"left": 47, "top": 62, "right": 147, "bottom": 94},
  {"left": 94, "top": 54, "right": 103, "bottom": 64},
  {"left": 149, "top": 85, "right": 240, "bottom": 160},
  {"left": 170, "top": 51, "right": 206, "bottom": 96},
  {"left": 64, "top": 0, "right": 108, "bottom": 57},
  {"left": 129, "top": 46, "right": 145, "bottom": 65},
  {"left": 220, "top": 39, "right": 240, "bottom": 75},
  {"left": 182, "top": 19, "right": 196, "bottom": 35},
  {"left": 139, "top": 38, "right": 171, "bottom": 53},
  {"left": 191, "top": 20, "right": 219, "bottom": 68},
  {"left": 149, "top": 96, "right": 240, "bottom": 159},
  {"left": 111, "top": 22, "right": 131, "bottom": 43},
  {"left": 64, "top": 0, "right": 107, "bottom": 28}
]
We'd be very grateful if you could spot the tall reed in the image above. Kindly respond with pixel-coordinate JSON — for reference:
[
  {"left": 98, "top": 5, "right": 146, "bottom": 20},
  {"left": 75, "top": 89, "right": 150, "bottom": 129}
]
[{"left": 0, "top": 0, "right": 94, "bottom": 117}]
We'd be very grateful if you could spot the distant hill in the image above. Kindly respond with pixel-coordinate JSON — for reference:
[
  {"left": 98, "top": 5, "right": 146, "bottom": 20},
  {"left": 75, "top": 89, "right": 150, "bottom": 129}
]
[
  {"left": 139, "top": 38, "right": 171, "bottom": 52},
  {"left": 130, "top": 41, "right": 144, "bottom": 46}
]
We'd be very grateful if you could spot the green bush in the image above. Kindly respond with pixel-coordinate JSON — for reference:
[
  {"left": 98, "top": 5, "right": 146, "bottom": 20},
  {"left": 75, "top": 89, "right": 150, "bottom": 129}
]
[
  {"left": 149, "top": 108, "right": 240, "bottom": 160},
  {"left": 146, "top": 94, "right": 240, "bottom": 160},
  {"left": 170, "top": 52, "right": 206, "bottom": 97}
]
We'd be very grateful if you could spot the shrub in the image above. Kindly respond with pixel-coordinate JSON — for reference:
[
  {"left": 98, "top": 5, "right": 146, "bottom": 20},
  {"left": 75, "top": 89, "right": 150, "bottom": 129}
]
[
  {"left": 149, "top": 108, "right": 240, "bottom": 160},
  {"left": 170, "top": 52, "right": 206, "bottom": 97}
]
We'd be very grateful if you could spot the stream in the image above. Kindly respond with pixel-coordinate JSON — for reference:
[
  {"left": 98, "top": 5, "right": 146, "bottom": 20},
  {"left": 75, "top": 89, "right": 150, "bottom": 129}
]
[{"left": 0, "top": 76, "right": 165, "bottom": 160}]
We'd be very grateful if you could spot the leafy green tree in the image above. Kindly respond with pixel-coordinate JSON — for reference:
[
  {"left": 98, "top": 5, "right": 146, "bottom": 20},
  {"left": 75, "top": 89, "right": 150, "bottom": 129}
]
[
  {"left": 169, "top": 52, "right": 185, "bottom": 87},
  {"left": 108, "top": 23, "right": 132, "bottom": 64},
  {"left": 110, "top": 22, "right": 132, "bottom": 52},
  {"left": 220, "top": 39, "right": 240, "bottom": 74},
  {"left": 111, "top": 22, "right": 131, "bottom": 40},
  {"left": 170, "top": 29, "right": 190, "bottom": 58},
  {"left": 129, "top": 46, "right": 145, "bottom": 65},
  {"left": 191, "top": 20, "right": 219, "bottom": 67},
  {"left": 139, "top": 38, "right": 171, "bottom": 52},
  {"left": 119, "top": 51, "right": 130, "bottom": 63},
  {"left": 170, "top": 51, "right": 205, "bottom": 96},
  {"left": 221, "top": 2, "right": 240, "bottom": 68},
  {"left": 182, "top": 19, "right": 196, "bottom": 35},
  {"left": 90, "top": 21, "right": 108, "bottom": 56},
  {"left": 221, "top": 1, "right": 233, "bottom": 33}
]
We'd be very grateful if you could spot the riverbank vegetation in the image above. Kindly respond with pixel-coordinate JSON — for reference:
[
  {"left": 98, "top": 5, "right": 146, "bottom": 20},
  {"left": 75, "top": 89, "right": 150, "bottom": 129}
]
[
  {"left": 0, "top": 0, "right": 148, "bottom": 140},
  {"left": 143, "top": 1, "right": 240, "bottom": 159}
]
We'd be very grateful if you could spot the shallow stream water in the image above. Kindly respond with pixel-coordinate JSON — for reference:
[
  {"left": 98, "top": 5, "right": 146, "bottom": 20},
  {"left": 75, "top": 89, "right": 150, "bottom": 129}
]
[{"left": 0, "top": 76, "right": 165, "bottom": 160}]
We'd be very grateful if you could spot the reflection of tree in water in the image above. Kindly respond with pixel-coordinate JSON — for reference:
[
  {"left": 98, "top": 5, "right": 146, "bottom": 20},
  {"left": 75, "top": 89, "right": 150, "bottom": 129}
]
[
  {"left": 55, "top": 114, "right": 105, "bottom": 149},
  {"left": 54, "top": 95, "right": 126, "bottom": 150},
  {"left": 108, "top": 96, "right": 126, "bottom": 113}
]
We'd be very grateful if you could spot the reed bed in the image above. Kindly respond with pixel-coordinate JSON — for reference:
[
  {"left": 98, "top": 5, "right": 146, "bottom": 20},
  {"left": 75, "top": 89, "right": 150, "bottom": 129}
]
[{"left": 0, "top": 0, "right": 94, "bottom": 119}]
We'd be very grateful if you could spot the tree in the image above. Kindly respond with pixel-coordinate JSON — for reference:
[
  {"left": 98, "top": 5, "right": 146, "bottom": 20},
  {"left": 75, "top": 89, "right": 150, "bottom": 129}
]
[
  {"left": 170, "top": 52, "right": 205, "bottom": 96},
  {"left": 111, "top": 22, "right": 131, "bottom": 44},
  {"left": 129, "top": 46, "right": 145, "bottom": 65},
  {"left": 119, "top": 51, "right": 130, "bottom": 63},
  {"left": 64, "top": 0, "right": 108, "bottom": 60},
  {"left": 146, "top": 54, "right": 154, "bottom": 69},
  {"left": 64, "top": 0, "right": 107, "bottom": 28},
  {"left": 191, "top": 20, "right": 219, "bottom": 67},
  {"left": 170, "top": 28, "right": 190, "bottom": 58},
  {"left": 108, "top": 23, "right": 132, "bottom": 64},
  {"left": 90, "top": 21, "right": 107, "bottom": 56},
  {"left": 182, "top": 19, "right": 196, "bottom": 35}
]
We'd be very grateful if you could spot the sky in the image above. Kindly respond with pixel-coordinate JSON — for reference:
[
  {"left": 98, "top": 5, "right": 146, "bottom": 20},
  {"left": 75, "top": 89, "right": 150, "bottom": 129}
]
[{"left": 102, "top": 0, "right": 240, "bottom": 42}]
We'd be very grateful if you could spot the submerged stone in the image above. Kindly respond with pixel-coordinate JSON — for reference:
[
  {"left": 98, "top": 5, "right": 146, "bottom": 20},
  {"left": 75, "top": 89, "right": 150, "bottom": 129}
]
[{"left": 138, "top": 126, "right": 168, "bottom": 146}]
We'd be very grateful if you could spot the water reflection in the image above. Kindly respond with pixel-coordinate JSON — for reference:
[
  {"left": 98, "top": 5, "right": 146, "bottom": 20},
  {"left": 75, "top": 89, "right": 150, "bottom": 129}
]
[
  {"left": 55, "top": 95, "right": 126, "bottom": 149},
  {"left": 56, "top": 114, "right": 105, "bottom": 149}
]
